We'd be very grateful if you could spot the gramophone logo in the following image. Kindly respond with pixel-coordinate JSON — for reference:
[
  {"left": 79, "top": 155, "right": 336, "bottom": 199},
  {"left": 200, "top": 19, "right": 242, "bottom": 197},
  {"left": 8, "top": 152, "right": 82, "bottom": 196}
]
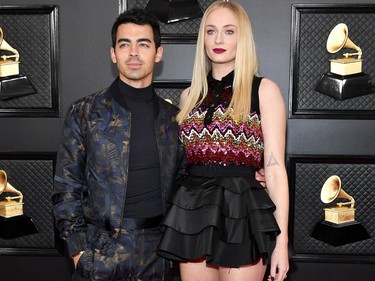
[
  {"left": 0, "top": 27, "right": 36, "bottom": 101},
  {"left": 311, "top": 175, "right": 370, "bottom": 246},
  {"left": 315, "top": 23, "right": 373, "bottom": 100},
  {"left": 145, "top": 0, "right": 203, "bottom": 23},
  {"left": 0, "top": 170, "right": 38, "bottom": 239}
]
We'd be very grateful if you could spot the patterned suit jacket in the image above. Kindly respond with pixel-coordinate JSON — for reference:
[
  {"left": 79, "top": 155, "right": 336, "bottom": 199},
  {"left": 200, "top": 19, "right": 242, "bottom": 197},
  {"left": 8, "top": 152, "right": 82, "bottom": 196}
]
[{"left": 52, "top": 78, "right": 185, "bottom": 257}]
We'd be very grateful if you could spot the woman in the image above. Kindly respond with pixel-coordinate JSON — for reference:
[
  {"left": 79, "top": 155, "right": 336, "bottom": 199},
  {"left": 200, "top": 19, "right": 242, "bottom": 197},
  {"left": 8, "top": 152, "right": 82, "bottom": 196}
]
[{"left": 158, "top": 1, "right": 289, "bottom": 280}]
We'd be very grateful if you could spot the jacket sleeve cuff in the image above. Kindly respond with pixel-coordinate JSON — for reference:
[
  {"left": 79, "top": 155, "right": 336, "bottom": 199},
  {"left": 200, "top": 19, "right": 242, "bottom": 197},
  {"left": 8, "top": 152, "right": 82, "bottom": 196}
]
[{"left": 66, "top": 232, "right": 88, "bottom": 257}]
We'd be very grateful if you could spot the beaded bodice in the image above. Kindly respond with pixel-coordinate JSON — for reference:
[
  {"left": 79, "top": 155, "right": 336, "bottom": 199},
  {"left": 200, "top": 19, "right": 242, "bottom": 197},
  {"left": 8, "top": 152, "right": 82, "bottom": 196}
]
[{"left": 179, "top": 71, "right": 264, "bottom": 169}]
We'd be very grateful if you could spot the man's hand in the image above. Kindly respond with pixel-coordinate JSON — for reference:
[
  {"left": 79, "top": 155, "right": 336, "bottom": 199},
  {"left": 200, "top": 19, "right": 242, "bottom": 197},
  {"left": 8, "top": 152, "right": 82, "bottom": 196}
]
[
  {"left": 72, "top": 251, "right": 84, "bottom": 268},
  {"left": 255, "top": 168, "right": 266, "bottom": 187}
]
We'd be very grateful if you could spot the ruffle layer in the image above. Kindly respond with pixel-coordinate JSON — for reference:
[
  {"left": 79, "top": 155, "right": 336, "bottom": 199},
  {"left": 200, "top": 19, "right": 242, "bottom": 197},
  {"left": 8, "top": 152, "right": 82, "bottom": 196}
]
[
  {"left": 162, "top": 204, "right": 277, "bottom": 243},
  {"left": 157, "top": 176, "right": 280, "bottom": 267},
  {"left": 158, "top": 226, "right": 276, "bottom": 267},
  {"left": 169, "top": 176, "right": 275, "bottom": 218}
]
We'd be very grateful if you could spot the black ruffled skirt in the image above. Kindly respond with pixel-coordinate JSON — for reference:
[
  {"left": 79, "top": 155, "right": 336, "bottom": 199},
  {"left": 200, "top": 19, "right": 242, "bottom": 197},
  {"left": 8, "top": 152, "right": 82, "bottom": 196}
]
[{"left": 157, "top": 166, "right": 280, "bottom": 268}]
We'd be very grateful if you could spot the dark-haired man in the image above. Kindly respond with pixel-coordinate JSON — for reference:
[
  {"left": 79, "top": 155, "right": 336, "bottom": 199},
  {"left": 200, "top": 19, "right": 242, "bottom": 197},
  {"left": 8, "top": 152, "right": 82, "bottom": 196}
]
[{"left": 52, "top": 8, "right": 184, "bottom": 280}]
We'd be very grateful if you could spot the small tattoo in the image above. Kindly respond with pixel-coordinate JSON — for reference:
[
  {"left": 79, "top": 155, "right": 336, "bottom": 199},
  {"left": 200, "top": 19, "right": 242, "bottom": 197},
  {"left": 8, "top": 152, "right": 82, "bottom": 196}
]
[{"left": 267, "top": 152, "right": 279, "bottom": 167}]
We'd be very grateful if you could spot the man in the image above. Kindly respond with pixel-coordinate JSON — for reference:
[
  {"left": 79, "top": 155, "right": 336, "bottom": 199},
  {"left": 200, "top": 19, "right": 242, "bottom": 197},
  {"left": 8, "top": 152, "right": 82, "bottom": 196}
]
[{"left": 52, "top": 8, "right": 184, "bottom": 281}]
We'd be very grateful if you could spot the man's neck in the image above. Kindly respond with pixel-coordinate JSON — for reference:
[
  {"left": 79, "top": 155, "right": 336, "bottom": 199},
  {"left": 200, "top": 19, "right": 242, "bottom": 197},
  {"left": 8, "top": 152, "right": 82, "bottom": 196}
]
[{"left": 119, "top": 76, "right": 153, "bottom": 89}]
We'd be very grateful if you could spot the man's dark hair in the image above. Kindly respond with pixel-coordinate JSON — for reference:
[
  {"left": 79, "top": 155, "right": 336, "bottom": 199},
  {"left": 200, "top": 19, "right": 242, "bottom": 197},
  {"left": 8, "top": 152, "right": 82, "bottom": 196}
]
[{"left": 111, "top": 8, "right": 161, "bottom": 49}]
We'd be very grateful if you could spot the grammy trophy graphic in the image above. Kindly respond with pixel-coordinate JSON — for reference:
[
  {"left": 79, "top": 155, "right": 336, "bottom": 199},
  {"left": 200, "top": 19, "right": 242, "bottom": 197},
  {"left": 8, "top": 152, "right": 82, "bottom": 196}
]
[
  {"left": 145, "top": 0, "right": 203, "bottom": 23},
  {"left": 311, "top": 175, "right": 370, "bottom": 246},
  {"left": 0, "top": 170, "right": 38, "bottom": 239},
  {"left": 0, "top": 27, "right": 36, "bottom": 101},
  {"left": 315, "top": 23, "right": 373, "bottom": 100}
]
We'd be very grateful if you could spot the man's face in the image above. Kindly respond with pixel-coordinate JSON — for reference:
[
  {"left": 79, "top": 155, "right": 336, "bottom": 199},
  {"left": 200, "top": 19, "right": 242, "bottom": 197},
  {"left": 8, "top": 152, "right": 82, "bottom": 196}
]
[{"left": 110, "top": 23, "right": 163, "bottom": 88}]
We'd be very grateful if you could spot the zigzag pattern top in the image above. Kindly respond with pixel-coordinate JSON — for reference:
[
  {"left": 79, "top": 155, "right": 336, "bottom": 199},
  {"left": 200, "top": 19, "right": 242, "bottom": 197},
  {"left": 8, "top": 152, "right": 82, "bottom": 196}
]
[{"left": 180, "top": 72, "right": 264, "bottom": 169}]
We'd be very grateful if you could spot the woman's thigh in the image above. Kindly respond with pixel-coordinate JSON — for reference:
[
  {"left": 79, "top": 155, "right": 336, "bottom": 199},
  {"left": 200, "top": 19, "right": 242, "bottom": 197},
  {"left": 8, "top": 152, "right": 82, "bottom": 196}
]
[
  {"left": 180, "top": 258, "right": 219, "bottom": 281},
  {"left": 219, "top": 259, "right": 267, "bottom": 281},
  {"left": 179, "top": 257, "right": 266, "bottom": 281}
]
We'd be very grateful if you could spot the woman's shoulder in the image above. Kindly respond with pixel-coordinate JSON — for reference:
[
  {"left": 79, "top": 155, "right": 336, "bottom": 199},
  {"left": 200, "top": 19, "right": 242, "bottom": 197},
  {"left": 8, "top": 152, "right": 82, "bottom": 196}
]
[
  {"left": 179, "top": 87, "right": 191, "bottom": 108},
  {"left": 258, "top": 77, "right": 285, "bottom": 115},
  {"left": 259, "top": 77, "right": 278, "bottom": 88},
  {"left": 259, "top": 77, "right": 282, "bottom": 98}
]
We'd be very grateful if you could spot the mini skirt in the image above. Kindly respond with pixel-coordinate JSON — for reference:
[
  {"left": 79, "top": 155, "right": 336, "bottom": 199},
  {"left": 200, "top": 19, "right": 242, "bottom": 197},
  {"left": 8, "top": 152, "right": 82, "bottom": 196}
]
[{"left": 157, "top": 165, "right": 280, "bottom": 268}]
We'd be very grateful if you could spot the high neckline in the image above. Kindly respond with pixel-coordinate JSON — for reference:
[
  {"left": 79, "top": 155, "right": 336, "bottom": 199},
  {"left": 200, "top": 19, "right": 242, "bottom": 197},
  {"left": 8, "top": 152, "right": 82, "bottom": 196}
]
[
  {"left": 207, "top": 70, "right": 234, "bottom": 83},
  {"left": 118, "top": 78, "right": 154, "bottom": 101}
]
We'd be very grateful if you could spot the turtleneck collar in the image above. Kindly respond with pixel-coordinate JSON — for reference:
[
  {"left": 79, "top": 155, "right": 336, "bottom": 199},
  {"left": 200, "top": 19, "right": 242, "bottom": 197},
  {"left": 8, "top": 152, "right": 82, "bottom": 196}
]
[
  {"left": 118, "top": 78, "right": 154, "bottom": 101},
  {"left": 109, "top": 77, "right": 160, "bottom": 118}
]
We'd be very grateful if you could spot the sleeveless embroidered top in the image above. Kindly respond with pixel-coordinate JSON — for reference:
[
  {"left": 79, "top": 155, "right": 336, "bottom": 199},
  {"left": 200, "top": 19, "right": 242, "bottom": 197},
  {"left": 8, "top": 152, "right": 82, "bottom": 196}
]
[{"left": 179, "top": 71, "right": 264, "bottom": 170}]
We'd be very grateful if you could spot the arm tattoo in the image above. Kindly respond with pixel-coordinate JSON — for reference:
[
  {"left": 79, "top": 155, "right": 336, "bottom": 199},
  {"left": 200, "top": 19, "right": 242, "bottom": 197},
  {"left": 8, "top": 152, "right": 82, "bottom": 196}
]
[{"left": 267, "top": 152, "right": 279, "bottom": 167}]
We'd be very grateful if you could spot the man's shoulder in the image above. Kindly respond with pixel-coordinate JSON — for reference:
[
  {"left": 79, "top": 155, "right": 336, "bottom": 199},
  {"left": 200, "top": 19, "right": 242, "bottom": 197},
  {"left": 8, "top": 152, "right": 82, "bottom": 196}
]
[
  {"left": 157, "top": 95, "right": 179, "bottom": 113},
  {"left": 69, "top": 87, "right": 112, "bottom": 111}
]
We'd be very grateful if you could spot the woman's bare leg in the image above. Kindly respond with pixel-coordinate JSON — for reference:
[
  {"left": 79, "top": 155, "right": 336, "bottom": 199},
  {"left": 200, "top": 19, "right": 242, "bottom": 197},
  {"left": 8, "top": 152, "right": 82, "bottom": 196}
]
[
  {"left": 219, "top": 259, "right": 267, "bottom": 281},
  {"left": 180, "top": 258, "right": 219, "bottom": 281}
]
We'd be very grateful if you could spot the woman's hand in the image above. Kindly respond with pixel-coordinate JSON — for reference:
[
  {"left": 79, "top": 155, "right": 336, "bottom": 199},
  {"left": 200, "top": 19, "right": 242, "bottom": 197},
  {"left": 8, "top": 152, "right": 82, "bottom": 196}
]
[{"left": 269, "top": 241, "right": 289, "bottom": 280}]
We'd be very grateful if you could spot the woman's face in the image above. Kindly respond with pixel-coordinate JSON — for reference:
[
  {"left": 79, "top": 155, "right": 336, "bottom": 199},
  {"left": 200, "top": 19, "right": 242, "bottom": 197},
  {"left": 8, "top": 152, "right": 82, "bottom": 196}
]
[{"left": 204, "top": 7, "right": 238, "bottom": 71}]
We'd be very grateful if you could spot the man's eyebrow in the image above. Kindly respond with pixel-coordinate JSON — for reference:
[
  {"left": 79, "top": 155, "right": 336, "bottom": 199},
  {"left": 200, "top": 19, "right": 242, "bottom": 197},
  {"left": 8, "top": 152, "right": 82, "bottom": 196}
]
[{"left": 117, "top": 38, "right": 152, "bottom": 43}]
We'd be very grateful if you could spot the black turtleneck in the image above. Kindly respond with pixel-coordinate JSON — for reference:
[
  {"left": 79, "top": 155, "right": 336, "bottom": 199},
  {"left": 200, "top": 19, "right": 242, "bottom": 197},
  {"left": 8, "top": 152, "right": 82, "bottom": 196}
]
[{"left": 116, "top": 79, "right": 162, "bottom": 218}]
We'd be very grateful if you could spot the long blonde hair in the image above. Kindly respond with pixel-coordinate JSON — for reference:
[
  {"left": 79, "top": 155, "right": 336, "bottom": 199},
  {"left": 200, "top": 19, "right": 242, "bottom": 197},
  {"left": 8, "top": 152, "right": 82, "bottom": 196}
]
[{"left": 177, "top": 1, "right": 259, "bottom": 124}]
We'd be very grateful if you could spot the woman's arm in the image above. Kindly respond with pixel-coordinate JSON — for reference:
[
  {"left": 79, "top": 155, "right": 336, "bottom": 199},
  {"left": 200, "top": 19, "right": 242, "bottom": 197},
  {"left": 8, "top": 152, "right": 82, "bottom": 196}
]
[{"left": 259, "top": 78, "right": 289, "bottom": 281}]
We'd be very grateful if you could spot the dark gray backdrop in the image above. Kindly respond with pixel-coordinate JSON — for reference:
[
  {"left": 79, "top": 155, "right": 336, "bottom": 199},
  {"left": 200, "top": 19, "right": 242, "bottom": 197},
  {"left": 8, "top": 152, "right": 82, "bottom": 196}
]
[{"left": 0, "top": 0, "right": 374, "bottom": 280}]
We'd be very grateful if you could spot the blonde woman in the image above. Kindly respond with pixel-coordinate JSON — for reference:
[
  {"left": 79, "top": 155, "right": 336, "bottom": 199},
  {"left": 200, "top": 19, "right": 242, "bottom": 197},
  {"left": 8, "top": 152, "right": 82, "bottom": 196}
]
[{"left": 158, "top": 1, "right": 289, "bottom": 281}]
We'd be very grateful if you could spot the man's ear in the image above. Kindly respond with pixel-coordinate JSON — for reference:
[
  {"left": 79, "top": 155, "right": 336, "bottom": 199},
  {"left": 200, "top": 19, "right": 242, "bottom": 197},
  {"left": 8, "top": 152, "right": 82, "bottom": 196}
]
[
  {"left": 110, "top": 47, "right": 117, "bottom": 63},
  {"left": 155, "top": 46, "right": 163, "bottom": 63}
]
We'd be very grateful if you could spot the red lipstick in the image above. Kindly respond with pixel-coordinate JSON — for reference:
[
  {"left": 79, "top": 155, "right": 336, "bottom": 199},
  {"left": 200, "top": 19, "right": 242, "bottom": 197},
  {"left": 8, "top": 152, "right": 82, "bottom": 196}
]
[{"left": 213, "top": 48, "right": 226, "bottom": 54}]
